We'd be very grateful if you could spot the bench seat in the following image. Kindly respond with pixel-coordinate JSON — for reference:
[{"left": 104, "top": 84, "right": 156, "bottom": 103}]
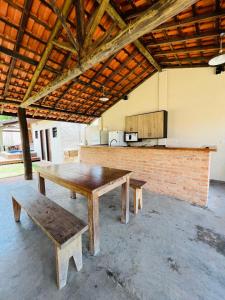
[
  {"left": 130, "top": 178, "right": 146, "bottom": 214},
  {"left": 11, "top": 186, "right": 88, "bottom": 289}
]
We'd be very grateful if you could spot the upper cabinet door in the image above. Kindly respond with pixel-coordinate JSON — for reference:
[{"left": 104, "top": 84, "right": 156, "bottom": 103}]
[{"left": 125, "top": 115, "right": 138, "bottom": 132}]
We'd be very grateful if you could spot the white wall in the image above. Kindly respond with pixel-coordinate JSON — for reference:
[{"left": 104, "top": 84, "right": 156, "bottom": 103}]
[
  {"left": 2, "top": 131, "right": 21, "bottom": 146},
  {"left": 101, "top": 67, "right": 225, "bottom": 181},
  {"left": 32, "top": 121, "right": 64, "bottom": 163},
  {"left": 31, "top": 120, "right": 86, "bottom": 163}
]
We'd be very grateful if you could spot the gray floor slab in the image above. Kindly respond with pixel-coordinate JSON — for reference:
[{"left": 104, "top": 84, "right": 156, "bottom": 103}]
[{"left": 1, "top": 175, "right": 225, "bottom": 300}]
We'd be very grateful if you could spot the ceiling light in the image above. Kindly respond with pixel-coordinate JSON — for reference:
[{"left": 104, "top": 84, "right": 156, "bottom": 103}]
[
  {"left": 209, "top": 33, "right": 225, "bottom": 66},
  {"left": 99, "top": 86, "right": 109, "bottom": 102}
]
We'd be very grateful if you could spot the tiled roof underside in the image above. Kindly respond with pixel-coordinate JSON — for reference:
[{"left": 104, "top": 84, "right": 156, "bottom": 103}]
[{"left": 0, "top": 0, "right": 224, "bottom": 123}]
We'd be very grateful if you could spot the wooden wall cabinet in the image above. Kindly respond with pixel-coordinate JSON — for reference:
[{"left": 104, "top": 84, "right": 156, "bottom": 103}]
[
  {"left": 125, "top": 110, "right": 167, "bottom": 139},
  {"left": 125, "top": 115, "right": 138, "bottom": 132}
]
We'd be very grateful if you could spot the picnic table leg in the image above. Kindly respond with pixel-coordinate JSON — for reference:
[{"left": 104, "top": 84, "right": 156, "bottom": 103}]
[
  {"left": 38, "top": 172, "right": 46, "bottom": 195},
  {"left": 121, "top": 176, "right": 130, "bottom": 224},
  {"left": 87, "top": 194, "right": 100, "bottom": 256},
  {"left": 12, "top": 197, "right": 21, "bottom": 222}
]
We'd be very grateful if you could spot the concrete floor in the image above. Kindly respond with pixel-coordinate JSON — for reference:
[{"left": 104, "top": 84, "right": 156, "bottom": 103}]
[{"left": 1, "top": 175, "right": 225, "bottom": 300}]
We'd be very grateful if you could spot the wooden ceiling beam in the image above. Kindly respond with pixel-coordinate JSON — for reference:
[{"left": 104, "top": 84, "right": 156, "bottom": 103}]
[
  {"left": 0, "top": 100, "right": 99, "bottom": 118},
  {"left": 4, "top": 0, "right": 52, "bottom": 31},
  {"left": 52, "top": 40, "right": 77, "bottom": 53},
  {"left": 160, "top": 56, "right": 211, "bottom": 63},
  {"left": 20, "top": 0, "right": 198, "bottom": 108},
  {"left": 147, "top": 31, "right": 222, "bottom": 47},
  {"left": 43, "top": 0, "right": 79, "bottom": 51},
  {"left": 151, "top": 10, "right": 225, "bottom": 33},
  {"left": 0, "top": 16, "right": 47, "bottom": 45},
  {"left": 83, "top": 0, "right": 109, "bottom": 51},
  {"left": 0, "top": 46, "right": 61, "bottom": 75},
  {"left": 75, "top": 0, "right": 86, "bottom": 49},
  {"left": 21, "top": 0, "right": 73, "bottom": 105},
  {"left": 102, "top": 0, "right": 161, "bottom": 71},
  {"left": 0, "top": 110, "right": 92, "bottom": 124},
  {"left": 4, "top": 0, "right": 33, "bottom": 97},
  {"left": 154, "top": 45, "right": 219, "bottom": 57}
]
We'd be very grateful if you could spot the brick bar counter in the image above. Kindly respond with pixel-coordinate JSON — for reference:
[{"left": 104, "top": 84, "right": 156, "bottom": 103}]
[{"left": 80, "top": 146, "right": 216, "bottom": 207}]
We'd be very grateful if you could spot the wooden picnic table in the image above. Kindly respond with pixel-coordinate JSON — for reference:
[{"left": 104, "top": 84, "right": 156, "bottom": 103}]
[{"left": 36, "top": 162, "right": 132, "bottom": 255}]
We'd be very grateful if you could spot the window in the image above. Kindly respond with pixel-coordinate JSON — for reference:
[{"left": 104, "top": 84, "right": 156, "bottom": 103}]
[
  {"left": 35, "top": 131, "right": 38, "bottom": 139},
  {"left": 52, "top": 127, "right": 57, "bottom": 138}
]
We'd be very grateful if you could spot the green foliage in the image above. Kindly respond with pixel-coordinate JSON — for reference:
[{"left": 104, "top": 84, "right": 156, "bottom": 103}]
[{"left": 0, "top": 116, "right": 14, "bottom": 121}]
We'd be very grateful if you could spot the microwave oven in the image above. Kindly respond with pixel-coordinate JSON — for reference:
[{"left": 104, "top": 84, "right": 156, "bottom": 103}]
[{"left": 125, "top": 132, "right": 138, "bottom": 142}]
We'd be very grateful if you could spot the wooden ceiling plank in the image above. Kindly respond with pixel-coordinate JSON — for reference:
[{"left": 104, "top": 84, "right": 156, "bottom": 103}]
[
  {"left": 20, "top": 0, "right": 199, "bottom": 109},
  {"left": 83, "top": 0, "right": 109, "bottom": 51},
  {"left": 21, "top": 0, "right": 73, "bottom": 105}
]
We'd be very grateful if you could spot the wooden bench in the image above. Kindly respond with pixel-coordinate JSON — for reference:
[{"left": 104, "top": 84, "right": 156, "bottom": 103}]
[
  {"left": 11, "top": 186, "right": 88, "bottom": 289},
  {"left": 130, "top": 179, "right": 146, "bottom": 214}
]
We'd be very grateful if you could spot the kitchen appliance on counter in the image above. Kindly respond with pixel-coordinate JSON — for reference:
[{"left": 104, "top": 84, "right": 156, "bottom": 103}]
[
  {"left": 85, "top": 126, "right": 108, "bottom": 145},
  {"left": 108, "top": 131, "right": 127, "bottom": 147},
  {"left": 125, "top": 132, "right": 138, "bottom": 142}
]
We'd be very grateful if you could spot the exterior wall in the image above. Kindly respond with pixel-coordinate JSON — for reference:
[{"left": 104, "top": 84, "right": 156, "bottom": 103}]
[
  {"left": 32, "top": 121, "right": 64, "bottom": 163},
  {"left": 31, "top": 120, "right": 86, "bottom": 163},
  {"left": 80, "top": 146, "right": 211, "bottom": 207},
  {"left": 2, "top": 131, "right": 21, "bottom": 147},
  {"left": 59, "top": 122, "right": 86, "bottom": 150},
  {"left": 101, "top": 68, "right": 225, "bottom": 181}
]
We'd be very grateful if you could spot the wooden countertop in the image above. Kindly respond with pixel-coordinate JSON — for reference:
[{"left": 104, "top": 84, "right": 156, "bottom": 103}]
[{"left": 81, "top": 145, "right": 217, "bottom": 152}]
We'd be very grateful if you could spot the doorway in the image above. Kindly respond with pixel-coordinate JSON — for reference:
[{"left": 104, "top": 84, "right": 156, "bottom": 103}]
[
  {"left": 45, "top": 129, "right": 52, "bottom": 162},
  {"left": 40, "top": 130, "right": 46, "bottom": 160}
]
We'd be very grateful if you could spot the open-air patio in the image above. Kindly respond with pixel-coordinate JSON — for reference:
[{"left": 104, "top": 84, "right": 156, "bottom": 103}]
[
  {"left": 1, "top": 0, "right": 225, "bottom": 299},
  {"left": 1, "top": 175, "right": 225, "bottom": 299}
]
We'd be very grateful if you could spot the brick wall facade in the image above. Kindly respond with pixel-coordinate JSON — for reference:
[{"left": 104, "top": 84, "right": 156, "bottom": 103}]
[{"left": 80, "top": 146, "right": 211, "bottom": 207}]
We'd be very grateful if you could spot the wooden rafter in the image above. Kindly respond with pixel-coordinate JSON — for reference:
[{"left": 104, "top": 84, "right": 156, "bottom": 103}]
[
  {"left": 147, "top": 31, "right": 222, "bottom": 47},
  {"left": 102, "top": 1, "right": 161, "bottom": 71},
  {"left": 0, "top": 100, "right": 99, "bottom": 118},
  {"left": 151, "top": 10, "right": 225, "bottom": 33},
  {"left": 20, "top": 0, "right": 198, "bottom": 109},
  {"left": 153, "top": 45, "right": 220, "bottom": 57},
  {"left": 52, "top": 40, "right": 77, "bottom": 53},
  {"left": 83, "top": 0, "right": 109, "bottom": 51},
  {"left": 0, "top": 46, "right": 59, "bottom": 75},
  {"left": 43, "top": 0, "right": 79, "bottom": 51},
  {"left": 74, "top": 0, "right": 85, "bottom": 48},
  {"left": 21, "top": 0, "right": 73, "bottom": 104}
]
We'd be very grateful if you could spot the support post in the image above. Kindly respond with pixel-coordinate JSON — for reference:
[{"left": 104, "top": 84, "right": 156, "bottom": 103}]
[{"left": 18, "top": 107, "right": 32, "bottom": 180}]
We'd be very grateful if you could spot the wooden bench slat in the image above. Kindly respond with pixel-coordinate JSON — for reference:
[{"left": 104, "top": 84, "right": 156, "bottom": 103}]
[
  {"left": 11, "top": 186, "right": 88, "bottom": 247},
  {"left": 130, "top": 178, "right": 146, "bottom": 189}
]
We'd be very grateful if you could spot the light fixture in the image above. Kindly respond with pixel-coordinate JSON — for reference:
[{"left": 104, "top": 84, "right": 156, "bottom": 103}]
[
  {"left": 99, "top": 86, "right": 109, "bottom": 102},
  {"left": 208, "top": 33, "right": 225, "bottom": 66}
]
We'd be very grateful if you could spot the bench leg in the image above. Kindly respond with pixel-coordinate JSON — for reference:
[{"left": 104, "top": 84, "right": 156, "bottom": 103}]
[
  {"left": 133, "top": 188, "right": 143, "bottom": 215},
  {"left": 55, "top": 235, "right": 83, "bottom": 289},
  {"left": 12, "top": 197, "right": 21, "bottom": 222},
  {"left": 138, "top": 188, "right": 143, "bottom": 210},
  {"left": 70, "top": 191, "right": 76, "bottom": 199}
]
